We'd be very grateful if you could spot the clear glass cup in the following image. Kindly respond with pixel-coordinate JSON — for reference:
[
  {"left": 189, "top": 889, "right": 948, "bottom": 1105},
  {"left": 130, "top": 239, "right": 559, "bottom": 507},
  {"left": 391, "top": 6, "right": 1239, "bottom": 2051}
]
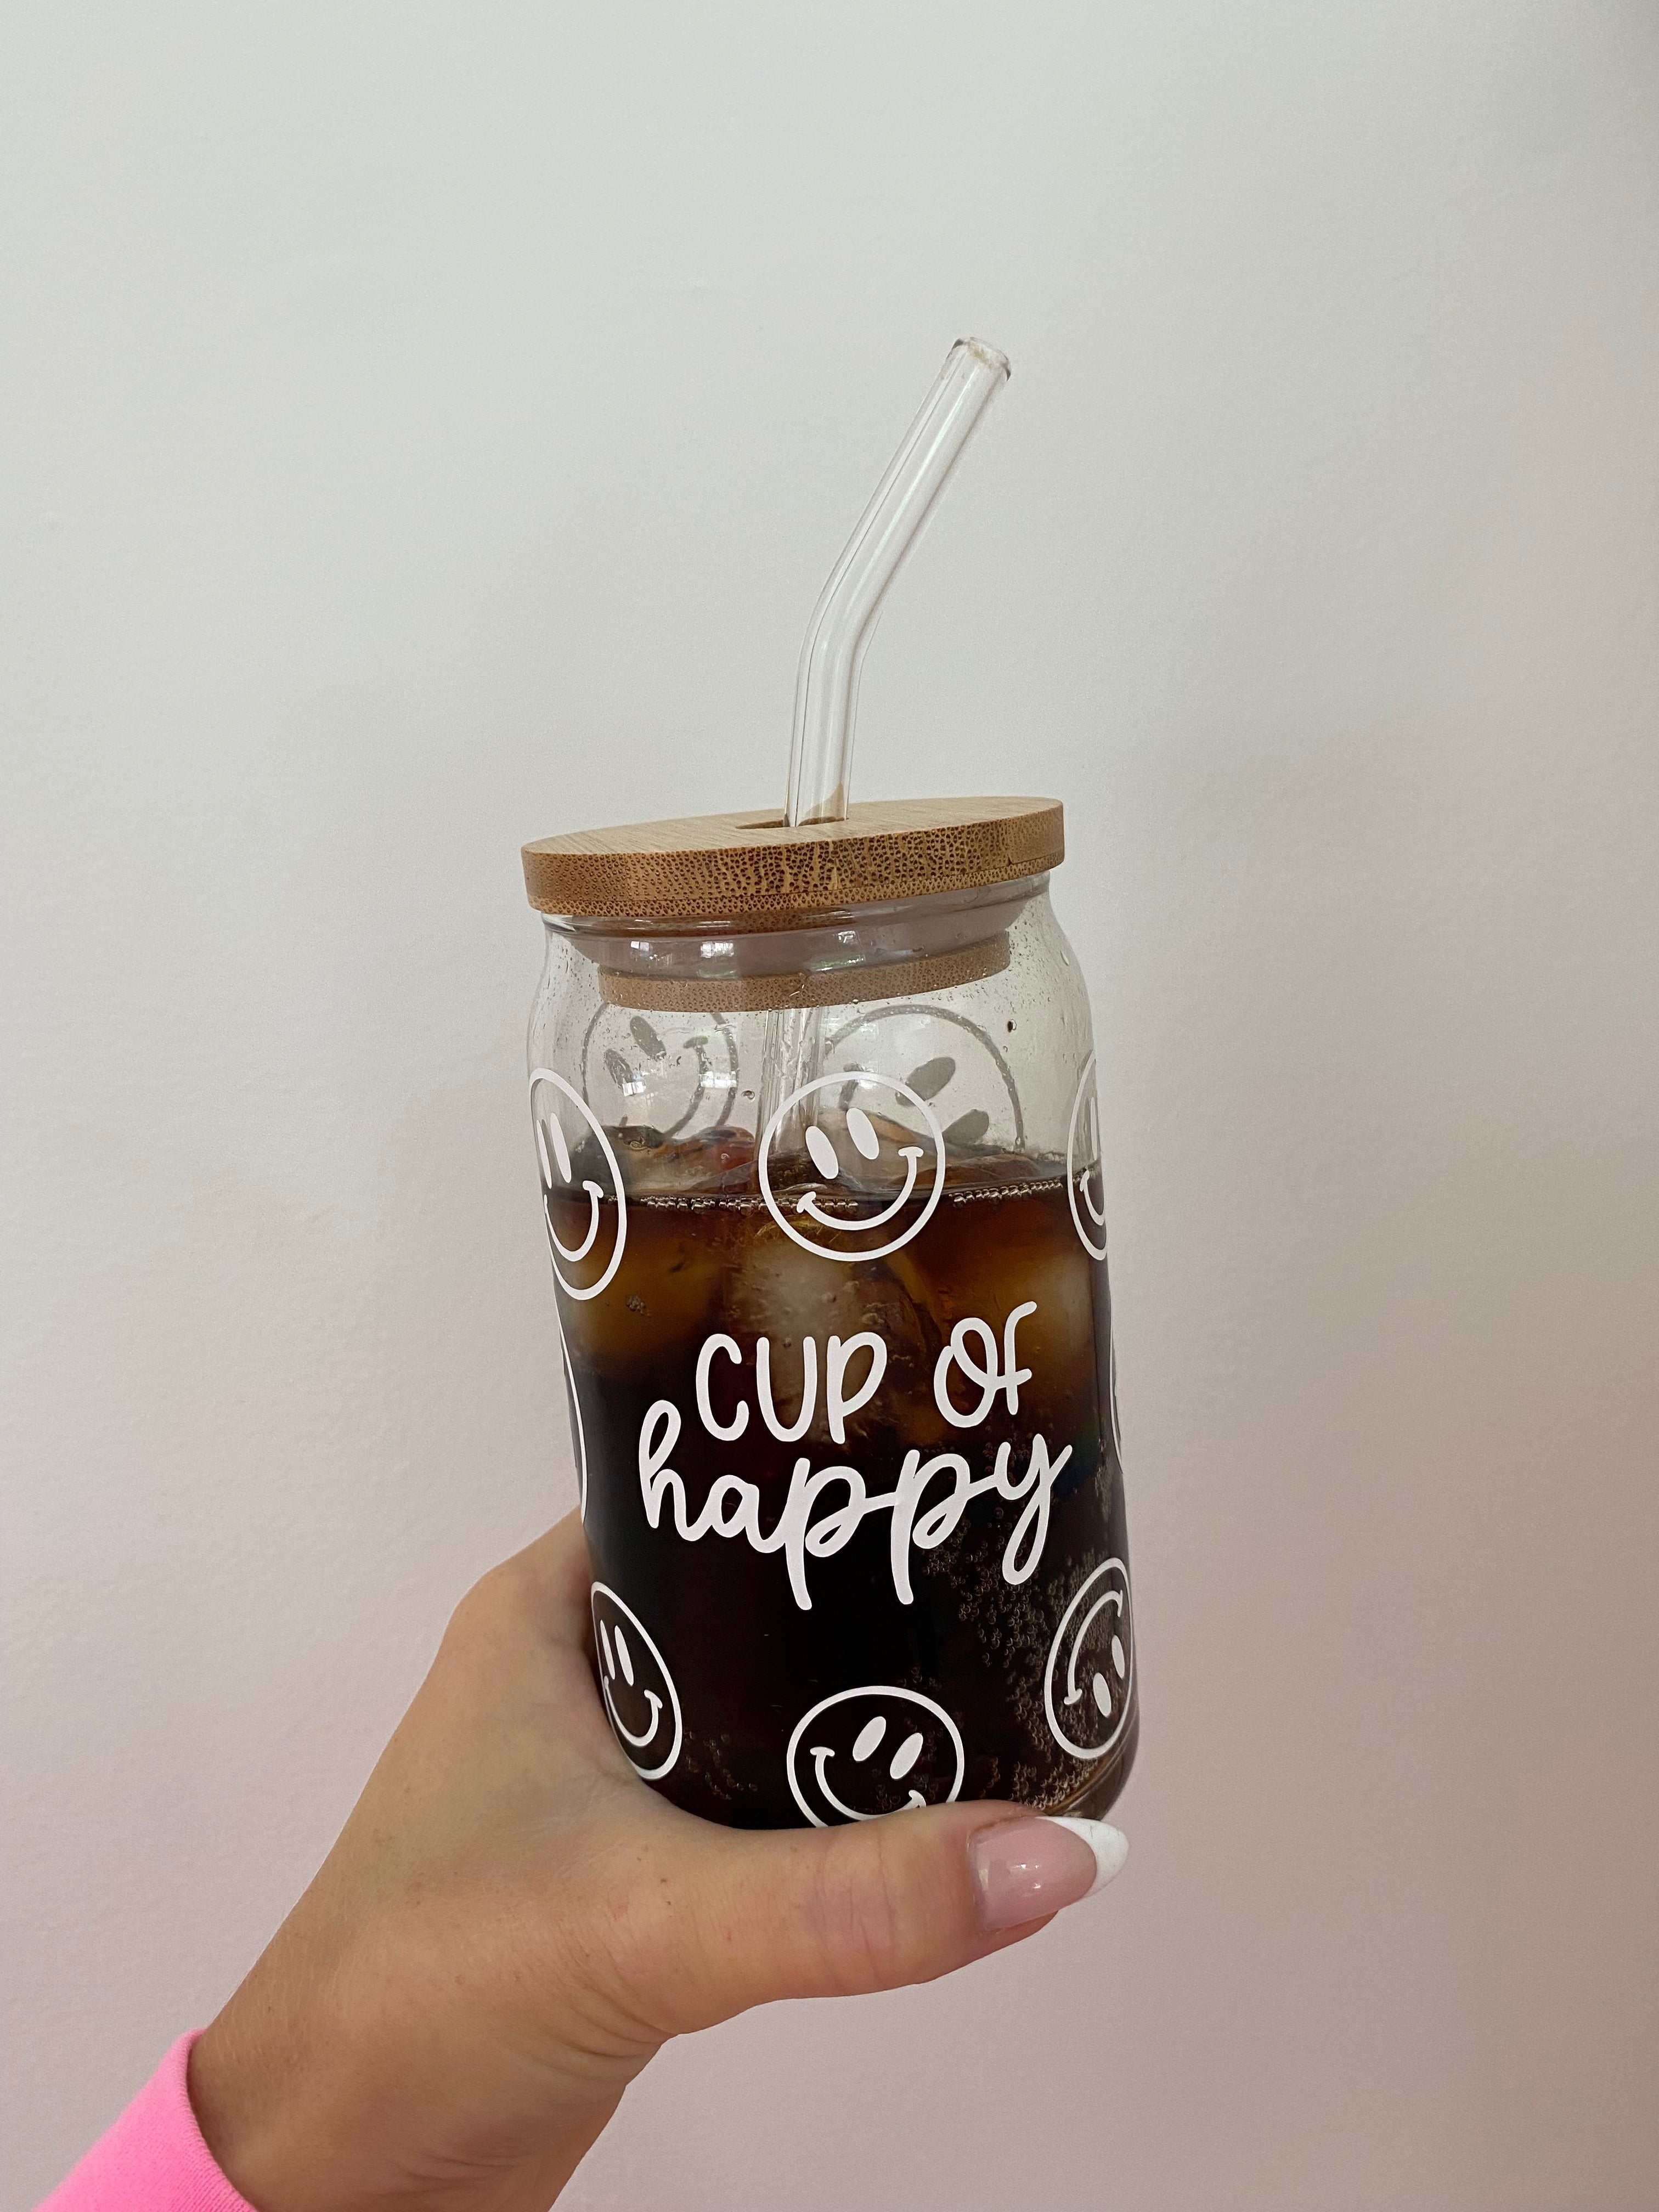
[{"left": 527, "top": 863, "right": 1137, "bottom": 1828}]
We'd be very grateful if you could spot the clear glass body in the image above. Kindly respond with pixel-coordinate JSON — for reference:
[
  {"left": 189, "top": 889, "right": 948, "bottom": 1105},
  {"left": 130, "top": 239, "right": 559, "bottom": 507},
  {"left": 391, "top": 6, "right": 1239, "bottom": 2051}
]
[{"left": 527, "top": 876, "right": 1137, "bottom": 1828}]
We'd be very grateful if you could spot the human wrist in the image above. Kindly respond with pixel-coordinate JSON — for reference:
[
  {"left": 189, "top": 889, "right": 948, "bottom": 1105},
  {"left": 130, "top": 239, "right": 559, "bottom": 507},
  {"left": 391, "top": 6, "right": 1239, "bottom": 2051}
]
[
  {"left": 189, "top": 1996, "right": 371, "bottom": 2212},
  {"left": 188, "top": 1978, "right": 616, "bottom": 2212}
]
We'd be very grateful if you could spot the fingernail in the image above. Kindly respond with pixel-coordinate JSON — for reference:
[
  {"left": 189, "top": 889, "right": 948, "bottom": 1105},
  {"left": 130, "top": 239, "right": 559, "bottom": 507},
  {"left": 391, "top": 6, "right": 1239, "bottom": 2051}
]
[{"left": 969, "top": 1816, "right": 1128, "bottom": 1932}]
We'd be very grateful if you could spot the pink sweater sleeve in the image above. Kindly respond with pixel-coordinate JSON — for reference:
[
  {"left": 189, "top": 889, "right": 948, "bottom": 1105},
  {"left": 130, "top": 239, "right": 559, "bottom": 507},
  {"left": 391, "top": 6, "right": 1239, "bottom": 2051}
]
[{"left": 37, "top": 2034, "right": 255, "bottom": 2212}]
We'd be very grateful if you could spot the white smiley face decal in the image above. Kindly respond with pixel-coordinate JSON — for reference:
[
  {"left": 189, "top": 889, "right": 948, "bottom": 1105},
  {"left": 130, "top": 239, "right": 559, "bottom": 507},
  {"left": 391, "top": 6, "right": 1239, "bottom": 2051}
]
[
  {"left": 529, "top": 1067, "right": 628, "bottom": 1301},
  {"left": 579, "top": 1006, "right": 739, "bottom": 1141},
  {"left": 758, "top": 1072, "right": 946, "bottom": 1262},
  {"left": 1065, "top": 1052, "right": 1110, "bottom": 1263},
  {"left": 786, "top": 1685, "right": 966, "bottom": 1826},
  {"left": 590, "top": 1583, "right": 684, "bottom": 1781},
  {"left": 1043, "top": 1557, "right": 1134, "bottom": 1762},
  {"left": 820, "top": 1004, "right": 1026, "bottom": 1154}
]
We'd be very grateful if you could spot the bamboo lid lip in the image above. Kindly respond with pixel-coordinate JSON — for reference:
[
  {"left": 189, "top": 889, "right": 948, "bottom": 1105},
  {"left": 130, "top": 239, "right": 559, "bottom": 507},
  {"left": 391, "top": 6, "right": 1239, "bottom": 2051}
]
[{"left": 522, "top": 795, "right": 1064, "bottom": 922}]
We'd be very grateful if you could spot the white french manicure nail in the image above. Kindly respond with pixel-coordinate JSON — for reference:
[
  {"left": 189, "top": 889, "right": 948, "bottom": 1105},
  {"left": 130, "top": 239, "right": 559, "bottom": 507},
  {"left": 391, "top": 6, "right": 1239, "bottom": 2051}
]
[{"left": 1045, "top": 1816, "right": 1130, "bottom": 1896}]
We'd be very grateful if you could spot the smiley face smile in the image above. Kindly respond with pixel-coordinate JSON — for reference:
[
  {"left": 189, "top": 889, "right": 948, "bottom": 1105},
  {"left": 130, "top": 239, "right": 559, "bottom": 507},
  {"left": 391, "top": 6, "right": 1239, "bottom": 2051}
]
[
  {"left": 808, "top": 1735, "right": 928, "bottom": 1821},
  {"left": 1075, "top": 1093, "right": 1109, "bottom": 1232},
  {"left": 759, "top": 1075, "right": 946, "bottom": 1263},
  {"left": 530, "top": 1068, "right": 629, "bottom": 1301},
  {"left": 590, "top": 1584, "right": 684, "bottom": 1782},
  {"left": 796, "top": 1143, "right": 923, "bottom": 1231},
  {"left": 1065, "top": 1053, "right": 1111, "bottom": 1262},
  {"left": 603, "top": 1675, "right": 664, "bottom": 1750},
  {"left": 786, "top": 1686, "right": 965, "bottom": 1826},
  {"left": 1043, "top": 1558, "right": 1134, "bottom": 1762},
  {"left": 535, "top": 1102, "right": 611, "bottom": 1262},
  {"left": 548, "top": 1178, "right": 609, "bottom": 1265},
  {"left": 1060, "top": 1586, "right": 1126, "bottom": 1714}
]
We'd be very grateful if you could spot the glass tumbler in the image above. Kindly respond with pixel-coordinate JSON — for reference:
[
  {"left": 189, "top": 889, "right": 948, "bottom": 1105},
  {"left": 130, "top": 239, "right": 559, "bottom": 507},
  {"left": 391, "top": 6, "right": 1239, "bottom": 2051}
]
[{"left": 523, "top": 797, "right": 1137, "bottom": 1829}]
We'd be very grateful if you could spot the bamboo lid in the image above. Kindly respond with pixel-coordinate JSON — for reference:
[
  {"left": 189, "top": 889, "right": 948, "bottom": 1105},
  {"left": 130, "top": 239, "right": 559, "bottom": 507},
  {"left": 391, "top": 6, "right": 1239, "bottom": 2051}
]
[{"left": 522, "top": 795, "right": 1064, "bottom": 923}]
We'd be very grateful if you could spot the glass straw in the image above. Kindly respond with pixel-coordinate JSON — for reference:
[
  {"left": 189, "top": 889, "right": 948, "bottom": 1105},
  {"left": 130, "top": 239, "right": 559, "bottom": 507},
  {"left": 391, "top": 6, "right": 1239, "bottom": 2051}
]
[
  {"left": 786, "top": 337, "right": 1012, "bottom": 827},
  {"left": 758, "top": 338, "right": 1011, "bottom": 1155}
]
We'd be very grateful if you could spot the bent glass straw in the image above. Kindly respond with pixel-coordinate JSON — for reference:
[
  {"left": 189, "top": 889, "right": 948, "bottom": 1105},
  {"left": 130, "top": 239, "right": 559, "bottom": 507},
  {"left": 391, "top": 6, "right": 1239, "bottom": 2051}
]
[
  {"left": 785, "top": 337, "right": 1011, "bottom": 828},
  {"left": 757, "top": 340, "right": 1011, "bottom": 1156}
]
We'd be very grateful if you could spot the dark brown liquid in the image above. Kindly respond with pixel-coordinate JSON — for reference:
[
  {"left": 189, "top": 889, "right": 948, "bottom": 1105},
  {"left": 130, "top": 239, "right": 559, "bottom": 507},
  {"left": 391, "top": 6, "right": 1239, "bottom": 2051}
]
[{"left": 549, "top": 1130, "right": 1137, "bottom": 1829}]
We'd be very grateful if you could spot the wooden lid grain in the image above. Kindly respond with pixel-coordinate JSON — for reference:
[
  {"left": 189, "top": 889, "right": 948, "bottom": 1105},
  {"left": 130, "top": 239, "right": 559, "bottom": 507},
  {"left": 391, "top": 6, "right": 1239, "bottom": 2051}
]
[{"left": 522, "top": 795, "right": 1064, "bottom": 923}]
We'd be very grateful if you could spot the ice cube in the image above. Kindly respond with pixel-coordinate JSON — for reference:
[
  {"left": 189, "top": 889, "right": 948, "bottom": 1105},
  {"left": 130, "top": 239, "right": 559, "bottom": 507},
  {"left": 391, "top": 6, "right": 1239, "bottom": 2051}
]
[
  {"left": 611, "top": 1126, "right": 756, "bottom": 1195},
  {"left": 557, "top": 1199, "right": 727, "bottom": 1384},
  {"left": 722, "top": 1217, "right": 890, "bottom": 1354},
  {"left": 887, "top": 1183, "right": 1098, "bottom": 1415},
  {"left": 719, "top": 1215, "right": 933, "bottom": 1447}
]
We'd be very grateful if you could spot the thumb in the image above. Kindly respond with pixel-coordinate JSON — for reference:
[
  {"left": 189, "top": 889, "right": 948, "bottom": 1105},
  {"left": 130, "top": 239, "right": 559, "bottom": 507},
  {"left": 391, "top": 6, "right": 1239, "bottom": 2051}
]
[{"left": 642, "top": 1803, "right": 1128, "bottom": 2032}]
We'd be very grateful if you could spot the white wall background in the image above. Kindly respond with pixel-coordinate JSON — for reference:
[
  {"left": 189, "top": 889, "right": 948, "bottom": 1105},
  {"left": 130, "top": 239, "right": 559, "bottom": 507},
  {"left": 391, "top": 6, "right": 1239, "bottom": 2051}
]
[{"left": 5, "top": 4, "right": 1658, "bottom": 2205}]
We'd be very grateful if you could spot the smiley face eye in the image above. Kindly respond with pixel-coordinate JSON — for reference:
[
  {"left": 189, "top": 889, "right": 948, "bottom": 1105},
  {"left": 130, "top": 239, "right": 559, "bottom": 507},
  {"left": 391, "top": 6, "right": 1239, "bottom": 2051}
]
[
  {"left": 1111, "top": 1635, "right": 1126, "bottom": 1680},
  {"left": 614, "top": 1625, "right": 635, "bottom": 1687},
  {"left": 942, "top": 1108, "right": 990, "bottom": 1146},
  {"left": 1092, "top": 1671, "right": 1113, "bottom": 1717},
  {"left": 845, "top": 1716, "right": 930, "bottom": 1779},
  {"left": 537, "top": 1114, "right": 574, "bottom": 1187},
  {"left": 889, "top": 1731, "right": 924, "bottom": 1780},
  {"left": 804, "top": 1101, "right": 893, "bottom": 1186},
  {"left": 805, "top": 1125, "right": 841, "bottom": 1181},
  {"left": 902, "top": 1055, "right": 990, "bottom": 1147},
  {"left": 599, "top": 1621, "right": 616, "bottom": 1680},
  {"left": 845, "top": 1105, "right": 880, "bottom": 1159},
  {"left": 905, "top": 1056, "right": 956, "bottom": 1101},
  {"left": 851, "top": 1714, "right": 887, "bottom": 1762}
]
